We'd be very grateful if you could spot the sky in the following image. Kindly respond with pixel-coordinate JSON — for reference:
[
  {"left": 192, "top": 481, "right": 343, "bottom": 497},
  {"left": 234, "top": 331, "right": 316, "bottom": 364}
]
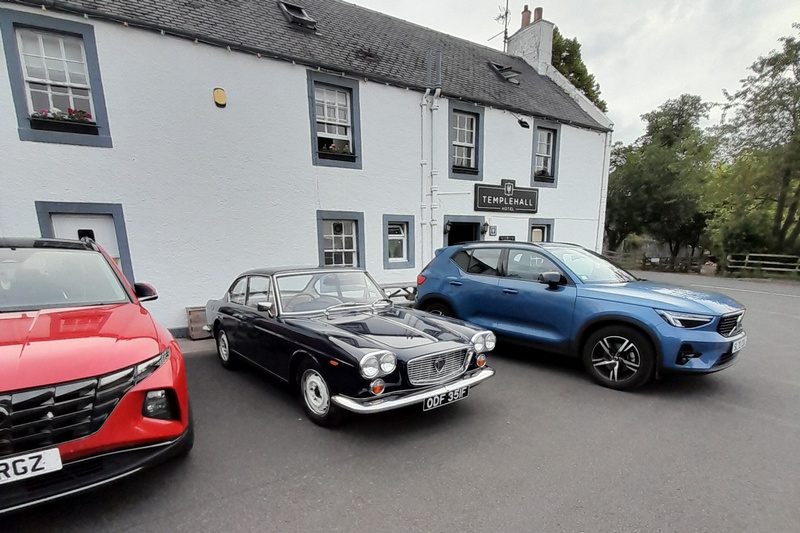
[{"left": 347, "top": 0, "right": 799, "bottom": 145}]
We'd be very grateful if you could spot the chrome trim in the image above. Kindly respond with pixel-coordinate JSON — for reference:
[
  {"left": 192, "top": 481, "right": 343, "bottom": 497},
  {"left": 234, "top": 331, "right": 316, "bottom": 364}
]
[
  {"left": 331, "top": 366, "right": 495, "bottom": 414},
  {"left": 406, "top": 347, "right": 473, "bottom": 386}
]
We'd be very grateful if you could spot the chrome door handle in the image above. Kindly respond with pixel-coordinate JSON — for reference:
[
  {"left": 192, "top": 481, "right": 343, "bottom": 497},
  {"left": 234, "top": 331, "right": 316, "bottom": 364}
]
[{"left": 503, "top": 288, "right": 518, "bottom": 294}]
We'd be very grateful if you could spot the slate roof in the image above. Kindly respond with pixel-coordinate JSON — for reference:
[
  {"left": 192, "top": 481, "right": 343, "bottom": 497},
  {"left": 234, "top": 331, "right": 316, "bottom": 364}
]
[{"left": 4, "top": 0, "right": 608, "bottom": 131}]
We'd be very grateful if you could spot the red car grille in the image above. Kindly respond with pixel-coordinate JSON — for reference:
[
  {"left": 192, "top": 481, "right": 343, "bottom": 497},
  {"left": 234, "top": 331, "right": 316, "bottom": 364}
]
[{"left": 0, "top": 367, "right": 136, "bottom": 457}]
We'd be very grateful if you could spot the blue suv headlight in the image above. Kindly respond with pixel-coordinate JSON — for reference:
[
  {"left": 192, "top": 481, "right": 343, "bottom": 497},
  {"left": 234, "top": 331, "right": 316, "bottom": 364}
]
[{"left": 656, "top": 310, "right": 714, "bottom": 329}]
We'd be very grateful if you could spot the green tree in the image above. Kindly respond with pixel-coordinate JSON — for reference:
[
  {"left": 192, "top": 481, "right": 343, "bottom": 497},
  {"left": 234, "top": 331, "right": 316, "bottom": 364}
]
[
  {"left": 719, "top": 23, "right": 800, "bottom": 252},
  {"left": 551, "top": 27, "right": 607, "bottom": 113},
  {"left": 605, "top": 95, "right": 715, "bottom": 256}
]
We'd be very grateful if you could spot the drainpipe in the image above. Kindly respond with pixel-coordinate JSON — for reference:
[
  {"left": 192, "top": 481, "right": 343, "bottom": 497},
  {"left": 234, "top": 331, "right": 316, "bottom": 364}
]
[
  {"left": 595, "top": 130, "right": 613, "bottom": 252},
  {"left": 428, "top": 51, "right": 443, "bottom": 258},
  {"left": 419, "top": 87, "right": 430, "bottom": 265}
]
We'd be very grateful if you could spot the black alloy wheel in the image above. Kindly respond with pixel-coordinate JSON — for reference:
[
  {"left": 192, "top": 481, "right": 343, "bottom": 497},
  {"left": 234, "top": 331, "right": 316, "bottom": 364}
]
[
  {"left": 582, "top": 325, "right": 655, "bottom": 391},
  {"left": 424, "top": 301, "right": 454, "bottom": 317}
]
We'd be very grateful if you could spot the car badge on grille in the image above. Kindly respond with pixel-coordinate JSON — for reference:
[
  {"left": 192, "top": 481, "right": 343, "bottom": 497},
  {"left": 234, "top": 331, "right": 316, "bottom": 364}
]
[
  {"left": 45, "top": 411, "right": 54, "bottom": 420},
  {"left": 433, "top": 357, "right": 446, "bottom": 373}
]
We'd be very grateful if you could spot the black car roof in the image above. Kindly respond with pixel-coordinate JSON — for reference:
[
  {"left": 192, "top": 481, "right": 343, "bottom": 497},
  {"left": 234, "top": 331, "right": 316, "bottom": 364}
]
[
  {"left": 238, "top": 266, "right": 365, "bottom": 277},
  {"left": 0, "top": 237, "right": 97, "bottom": 251}
]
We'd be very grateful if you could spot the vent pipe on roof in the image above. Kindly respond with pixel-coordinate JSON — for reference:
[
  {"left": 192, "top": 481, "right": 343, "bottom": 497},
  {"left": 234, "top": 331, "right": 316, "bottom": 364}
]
[{"left": 521, "top": 5, "right": 531, "bottom": 29}]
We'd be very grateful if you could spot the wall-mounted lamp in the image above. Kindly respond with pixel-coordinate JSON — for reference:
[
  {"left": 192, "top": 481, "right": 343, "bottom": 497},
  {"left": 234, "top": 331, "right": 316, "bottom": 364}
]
[
  {"left": 481, "top": 222, "right": 489, "bottom": 235},
  {"left": 511, "top": 112, "right": 530, "bottom": 128},
  {"left": 443, "top": 221, "right": 452, "bottom": 234}
]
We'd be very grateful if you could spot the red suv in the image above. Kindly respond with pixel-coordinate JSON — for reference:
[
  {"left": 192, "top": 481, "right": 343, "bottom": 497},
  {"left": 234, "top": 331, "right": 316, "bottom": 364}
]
[{"left": 0, "top": 238, "right": 193, "bottom": 514}]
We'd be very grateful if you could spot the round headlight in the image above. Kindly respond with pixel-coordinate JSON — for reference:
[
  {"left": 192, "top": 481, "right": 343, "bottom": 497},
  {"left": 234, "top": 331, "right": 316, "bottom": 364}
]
[
  {"left": 485, "top": 332, "right": 497, "bottom": 351},
  {"left": 360, "top": 355, "right": 380, "bottom": 378},
  {"left": 471, "top": 332, "right": 485, "bottom": 352},
  {"left": 379, "top": 352, "right": 397, "bottom": 373}
]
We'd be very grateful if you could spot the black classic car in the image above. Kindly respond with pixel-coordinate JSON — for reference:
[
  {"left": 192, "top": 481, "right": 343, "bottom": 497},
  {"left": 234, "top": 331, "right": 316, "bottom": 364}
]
[{"left": 205, "top": 267, "right": 496, "bottom": 426}]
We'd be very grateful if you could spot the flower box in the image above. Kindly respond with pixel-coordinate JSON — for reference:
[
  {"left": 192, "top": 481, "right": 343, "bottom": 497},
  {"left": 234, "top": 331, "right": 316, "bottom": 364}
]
[
  {"left": 318, "top": 151, "right": 356, "bottom": 163},
  {"left": 29, "top": 116, "right": 99, "bottom": 136}
]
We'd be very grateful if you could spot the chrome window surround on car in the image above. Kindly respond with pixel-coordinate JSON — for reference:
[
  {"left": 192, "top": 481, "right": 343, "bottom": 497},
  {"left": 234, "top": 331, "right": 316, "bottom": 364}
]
[
  {"left": 273, "top": 268, "right": 385, "bottom": 317},
  {"left": 406, "top": 347, "right": 474, "bottom": 386}
]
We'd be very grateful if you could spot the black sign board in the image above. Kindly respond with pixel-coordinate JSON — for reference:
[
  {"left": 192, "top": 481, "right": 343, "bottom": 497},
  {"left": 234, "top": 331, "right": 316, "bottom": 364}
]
[
  {"left": 474, "top": 179, "right": 538, "bottom": 214},
  {"left": 498, "top": 235, "right": 516, "bottom": 241}
]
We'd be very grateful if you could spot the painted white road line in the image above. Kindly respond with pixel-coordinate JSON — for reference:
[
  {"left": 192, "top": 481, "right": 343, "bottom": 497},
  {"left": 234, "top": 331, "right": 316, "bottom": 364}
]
[{"left": 690, "top": 283, "right": 800, "bottom": 299}]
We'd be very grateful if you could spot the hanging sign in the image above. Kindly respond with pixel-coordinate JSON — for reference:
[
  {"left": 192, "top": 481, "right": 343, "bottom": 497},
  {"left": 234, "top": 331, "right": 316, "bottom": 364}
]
[{"left": 474, "top": 179, "right": 538, "bottom": 214}]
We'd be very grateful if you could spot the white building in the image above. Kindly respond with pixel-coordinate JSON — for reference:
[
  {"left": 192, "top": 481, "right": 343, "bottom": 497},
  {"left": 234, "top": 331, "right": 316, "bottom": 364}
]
[{"left": 0, "top": 1, "right": 612, "bottom": 334}]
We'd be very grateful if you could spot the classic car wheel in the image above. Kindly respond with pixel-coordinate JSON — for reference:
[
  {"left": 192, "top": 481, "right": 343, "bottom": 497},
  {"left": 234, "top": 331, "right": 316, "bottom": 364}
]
[
  {"left": 298, "top": 361, "right": 344, "bottom": 427},
  {"left": 216, "top": 328, "right": 238, "bottom": 370},
  {"left": 582, "top": 325, "right": 654, "bottom": 391},
  {"left": 424, "top": 301, "right": 454, "bottom": 317}
]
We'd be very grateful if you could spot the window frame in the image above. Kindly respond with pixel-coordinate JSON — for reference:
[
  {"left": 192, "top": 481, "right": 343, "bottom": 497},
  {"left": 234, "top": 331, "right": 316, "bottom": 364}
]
[
  {"left": 245, "top": 275, "right": 273, "bottom": 309},
  {"left": 448, "top": 101, "right": 484, "bottom": 181},
  {"left": 0, "top": 8, "right": 112, "bottom": 147},
  {"left": 529, "top": 218, "right": 555, "bottom": 243},
  {"left": 228, "top": 277, "right": 247, "bottom": 305},
  {"left": 530, "top": 120, "right": 560, "bottom": 187},
  {"left": 382, "top": 214, "right": 415, "bottom": 269},
  {"left": 307, "top": 71, "right": 362, "bottom": 169},
  {"left": 316, "top": 210, "right": 365, "bottom": 267}
]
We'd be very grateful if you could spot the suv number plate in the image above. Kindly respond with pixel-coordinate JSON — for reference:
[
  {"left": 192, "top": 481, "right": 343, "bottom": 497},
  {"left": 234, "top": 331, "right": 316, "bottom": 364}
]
[
  {"left": 423, "top": 386, "right": 470, "bottom": 411},
  {"left": 0, "top": 448, "right": 62, "bottom": 485}
]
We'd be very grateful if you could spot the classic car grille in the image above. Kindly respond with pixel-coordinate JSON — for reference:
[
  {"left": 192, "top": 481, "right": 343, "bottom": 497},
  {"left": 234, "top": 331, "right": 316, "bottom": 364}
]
[
  {"left": 406, "top": 349, "right": 470, "bottom": 386},
  {"left": 717, "top": 312, "right": 744, "bottom": 337},
  {"left": 0, "top": 366, "right": 136, "bottom": 457}
]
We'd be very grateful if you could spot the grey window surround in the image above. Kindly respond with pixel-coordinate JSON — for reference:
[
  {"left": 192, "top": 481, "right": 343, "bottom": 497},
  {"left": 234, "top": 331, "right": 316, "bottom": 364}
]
[
  {"left": 316, "top": 210, "right": 366, "bottom": 267},
  {"left": 307, "top": 70, "right": 362, "bottom": 169},
  {"left": 35, "top": 201, "right": 135, "bottom": 282},
  {"left": 382, "top": 214, "right": 415, "bottom": 270},
  {"left": 528, "top": 217, "right": 555, "bottom": 242},
  {"left": 448, "top": 100, "right": 485, "bottom": 181},
  {"left": 531, "top": 119, "right": 560, "bottom": 188},
  {"left": 0, "top": 8, "right": 112, "bottom": 148}
]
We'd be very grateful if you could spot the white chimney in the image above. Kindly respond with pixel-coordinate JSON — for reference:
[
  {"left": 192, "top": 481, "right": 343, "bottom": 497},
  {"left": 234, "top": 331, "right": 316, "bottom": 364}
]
[{"left": 507, "top": 5, "right": 553, "bottom": 75}]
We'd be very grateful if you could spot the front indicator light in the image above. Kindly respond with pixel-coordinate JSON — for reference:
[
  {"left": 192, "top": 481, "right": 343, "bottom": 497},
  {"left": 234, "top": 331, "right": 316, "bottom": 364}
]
[
  {"left": 476, "top": 354, "right": 487, "bottom": 368},
  {"left": 370, "top": 379, "right": 385, "bottom": 395},
  {"left": 142, "top": 389, "right": 179, "bottom": 420}
]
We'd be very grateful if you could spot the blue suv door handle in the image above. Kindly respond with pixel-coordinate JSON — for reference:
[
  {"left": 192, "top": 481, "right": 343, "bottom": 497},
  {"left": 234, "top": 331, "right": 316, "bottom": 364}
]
[
  {"left": 449, "top": 281, "right": 463, "bottom": 286},
  {"left": 503, "top": 288, "right": 518, "bottom": 294}
]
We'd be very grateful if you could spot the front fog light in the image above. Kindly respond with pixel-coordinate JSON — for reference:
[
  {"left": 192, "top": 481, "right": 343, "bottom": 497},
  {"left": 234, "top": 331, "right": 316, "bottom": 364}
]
[
  {"left": 476, "top": 354, "right": 487, "bottom": 367},
  {"left": 142, "top": 389, "right": 178, "bottom": 420},
  {"left": 370, "top": 379, "right": 385, "bottom": 395}
]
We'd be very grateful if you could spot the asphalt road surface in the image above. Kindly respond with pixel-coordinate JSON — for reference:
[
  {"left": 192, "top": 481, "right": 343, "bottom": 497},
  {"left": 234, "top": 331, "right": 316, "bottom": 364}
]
[{"left": 2, "top": 272, "right": 798, "bottom": 532}]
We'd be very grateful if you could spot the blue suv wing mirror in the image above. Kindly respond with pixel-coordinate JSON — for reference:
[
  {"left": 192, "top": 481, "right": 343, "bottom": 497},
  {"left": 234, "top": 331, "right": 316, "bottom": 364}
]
[{"left": 537, "top": 271, "right": 561, "bottom": 288}]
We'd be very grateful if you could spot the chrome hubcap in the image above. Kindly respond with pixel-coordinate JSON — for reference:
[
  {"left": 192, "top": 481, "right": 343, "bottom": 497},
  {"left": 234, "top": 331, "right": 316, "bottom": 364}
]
[
  {"left": 302, "top": 370, "right": 330, "bottom": 416},
  {"left": 591, "top": 335, "right": 640, "bottom": 382},
  {"left": 218, "top": 332, "right": 229, "bottom": 362}
]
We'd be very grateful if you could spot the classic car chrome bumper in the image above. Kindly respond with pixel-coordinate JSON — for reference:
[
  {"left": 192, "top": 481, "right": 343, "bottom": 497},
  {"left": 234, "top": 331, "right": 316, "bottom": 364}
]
[{"left": 331, "top": 366, "right": 495, "bottom": 414}]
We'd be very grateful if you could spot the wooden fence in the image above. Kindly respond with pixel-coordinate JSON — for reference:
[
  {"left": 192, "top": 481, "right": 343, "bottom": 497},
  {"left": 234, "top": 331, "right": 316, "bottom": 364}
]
[
  {"left": 604, "top": 251, "right": 703, "bottom": 273},
  {"left": 726, "top": 253, "right": 800, "bottom": 274}
]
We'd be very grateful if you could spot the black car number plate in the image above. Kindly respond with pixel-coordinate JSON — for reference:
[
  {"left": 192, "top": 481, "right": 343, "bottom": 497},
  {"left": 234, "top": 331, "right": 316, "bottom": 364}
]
[{"left": 422, "top": 386, "right": 470, "bottom": 411}]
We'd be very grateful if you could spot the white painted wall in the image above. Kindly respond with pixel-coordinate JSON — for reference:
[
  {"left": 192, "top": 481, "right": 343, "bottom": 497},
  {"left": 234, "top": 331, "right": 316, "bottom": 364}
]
[{"left": 0, "top": 5, "right": 609, "bottom": 330}]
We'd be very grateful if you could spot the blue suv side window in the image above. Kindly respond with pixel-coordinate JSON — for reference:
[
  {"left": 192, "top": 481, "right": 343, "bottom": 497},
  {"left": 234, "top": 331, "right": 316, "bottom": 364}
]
[
  {"left": 506, "top": 249, "right": 558, "bottom": 281},
  {"left": 451, "top": 250, "right": 471, "bottom": 271},
  {"left": 466, "top": 249, "right": 502, "bottom": 276}
]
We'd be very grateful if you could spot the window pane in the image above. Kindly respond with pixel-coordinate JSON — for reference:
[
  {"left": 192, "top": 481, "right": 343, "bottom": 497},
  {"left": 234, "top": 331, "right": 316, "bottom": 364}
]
[
  {"left": 344, "top": 252, "right": 354, "bottom": 265},
  {"left": 46, "top": 59, "right": 67, "bottom": 82},
  {"left": 52, "top": 94, "right": 70, "bottom": 111},
  {"left": 388, "top": 239, "right": 404, "bottom": 259},
  {"left": 23, "top": 56, "right": 46, "bottom": 79},
  {"left": 324, "top": 252, "right": 334, "bottom": 265},
  {"left": 63, "top": 39, "right": 83, "bottom": 62},
  {"left": 73, "top": 96, "right": 91, "bottom": 113},
  {"left": 30, "top": 91, "right": 50, "bottom": 111},
  {"left": 19, "top": 31, "right": 40, "bottom": 54},
  {"left": 344, "top": 236, "right": 353, "bottom": 249},
  {"left": 388, "top": 224, "right": 403, "bottom": 236},
  {"left": 467, "top": 249, "right": 502, "bottom": 276},
  {"left": 42, "top": 35, "right": 62, "bottom": 58}
]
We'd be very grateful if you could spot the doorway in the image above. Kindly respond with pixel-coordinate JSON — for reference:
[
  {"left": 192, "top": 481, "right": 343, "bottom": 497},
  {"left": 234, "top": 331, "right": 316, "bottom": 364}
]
[{"left": 445, "top": 222, "right": 478, "bottom": 246}]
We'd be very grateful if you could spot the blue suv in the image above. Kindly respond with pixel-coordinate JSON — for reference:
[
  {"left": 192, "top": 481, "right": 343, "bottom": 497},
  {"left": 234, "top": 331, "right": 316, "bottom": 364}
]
[{"left": 415, "top": 242, "right": 747, "bottom": 390}]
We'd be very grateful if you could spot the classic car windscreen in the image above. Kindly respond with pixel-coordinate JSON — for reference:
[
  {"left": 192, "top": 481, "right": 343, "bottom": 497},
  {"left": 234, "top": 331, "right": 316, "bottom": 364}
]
[
  {"left": 0, "top": 248, "right": 129, "bottom": 312},
  {"left": 277, "top": 271, "right": 385, "bottom": 313}
]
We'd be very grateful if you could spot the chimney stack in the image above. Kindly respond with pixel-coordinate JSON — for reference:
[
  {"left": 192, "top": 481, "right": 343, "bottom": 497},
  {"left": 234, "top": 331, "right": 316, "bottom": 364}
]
[
  {"left": 521, "top": 5, "right": 531, "bottom": 29},
  {"left": 506, "top": 6, "right": 553, "bottom": 75}
]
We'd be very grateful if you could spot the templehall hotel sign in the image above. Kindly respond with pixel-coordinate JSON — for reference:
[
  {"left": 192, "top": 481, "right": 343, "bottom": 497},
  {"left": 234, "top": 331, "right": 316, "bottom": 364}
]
[{"left": 474, "top": 180, "right": 539, "bottom": 214}]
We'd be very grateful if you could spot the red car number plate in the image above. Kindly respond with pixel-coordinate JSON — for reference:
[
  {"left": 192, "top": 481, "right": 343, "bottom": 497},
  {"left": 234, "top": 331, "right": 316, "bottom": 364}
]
[{"left": 423, "top": 386, "right": 470, "bottom": 411}]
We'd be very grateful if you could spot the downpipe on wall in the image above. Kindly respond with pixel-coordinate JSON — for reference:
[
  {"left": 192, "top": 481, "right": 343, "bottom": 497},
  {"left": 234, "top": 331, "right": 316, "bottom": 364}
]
[
  {"left": 419, "top": 88, "right": 430, "bottom": 266},
  {"left": 428, "top": 87, "right": 442, "bottom": 260}
]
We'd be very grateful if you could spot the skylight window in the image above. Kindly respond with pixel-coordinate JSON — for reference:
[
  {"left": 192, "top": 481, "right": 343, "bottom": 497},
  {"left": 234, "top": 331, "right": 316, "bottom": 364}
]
[
  {"left": 278, "top": 1, "right": 317, "bottom": 30},
  {"left": 490, "top": 62, "right": 520, "bottom": 85}
]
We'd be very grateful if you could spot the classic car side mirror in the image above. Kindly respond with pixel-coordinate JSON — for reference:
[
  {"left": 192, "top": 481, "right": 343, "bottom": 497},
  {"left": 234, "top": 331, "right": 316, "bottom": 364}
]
[
  {"left": 257, "top": 301, "right": 276, "bottom": 317},
  {"left": 134, "top": 282, "right": 158, "bottom": 302},
  {"left": 537, "top": 271, "right": 561, "bottom": 288}
]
